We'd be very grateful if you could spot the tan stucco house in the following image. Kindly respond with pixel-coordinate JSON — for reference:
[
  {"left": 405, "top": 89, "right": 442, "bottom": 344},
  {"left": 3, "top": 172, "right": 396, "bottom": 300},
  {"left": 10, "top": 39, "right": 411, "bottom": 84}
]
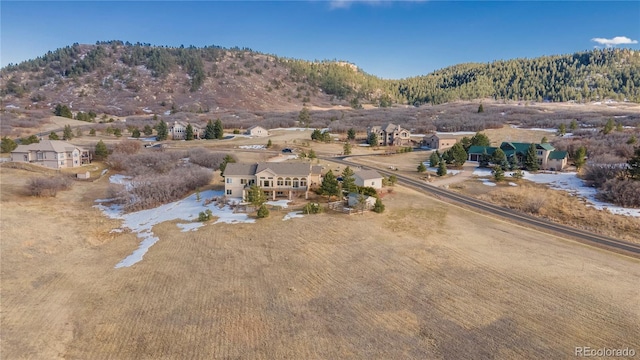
[
  {"left": 367, "top": 123, "right": 411, "bottom": 146},
  {"left": 354, "top": 169, "right": 384, "bottom": 189},
  {"left": 423, "top": 134, "right": 457, "bottom": 150},
  {"left": 10, "top": 140, "right": 90, "bottom": 169},
  {"left": 467, "top": 142, "right": 568, "bottom": 171},
  {"left": 245, "top": 125, "right": 269, "bottom": 137},
  {"left": 224, "top": 162, "right": 313, "bottom": 200},
  {"left": 169, "top": 121, "right": 203, "bottom": 140}
]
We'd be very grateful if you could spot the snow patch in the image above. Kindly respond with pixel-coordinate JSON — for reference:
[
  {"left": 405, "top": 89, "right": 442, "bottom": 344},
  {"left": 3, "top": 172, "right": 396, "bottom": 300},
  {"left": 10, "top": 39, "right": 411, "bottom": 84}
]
[
  {"left": 480, "top": 179, "right": 497, "bottom": 187},
  {"left": 508, "top": 182, "right": 518, "bottom": 187},
  {"left": 424, "top": 162, "right": 461, "bottom": 175},
  {"left": 239, "top": 145, "right": 266, "bottom": 150},
  {"left": 266, "top": 200, "right": 292, "bottom": 208},
  {"left": 268, "top": 155, "right": 298, "bottom": 162},
  {"left": 283, "top": 211, "right": 304, "bottom": 221}
]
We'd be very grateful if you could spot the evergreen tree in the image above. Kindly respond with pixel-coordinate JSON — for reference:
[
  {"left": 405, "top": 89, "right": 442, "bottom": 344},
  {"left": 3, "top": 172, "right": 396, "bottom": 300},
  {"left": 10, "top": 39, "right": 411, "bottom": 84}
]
[
  {"left": 156, "top": 120, "right": 168, "bottom": 140},
  {"left": 417, "top": 162, "right": 427, "bottom": 173},
  {"left": 511, "top": 169, "right": 524, "bottom": 179},
  {"left": 49, "top": 132, "right": 60, "bottom": 140},
  {"left": 373, "top": 197, "right": 385, "bottom": 213},
  {"left": 320, "top": 170, "right": 340, "bottom": 200},
  {"left": 491, "top": 148, "right": 509, "bottom": 170},
  {"left": 204, "top": 119, "right": 215, "bottom": 139},
  {"left": 76, "top": 127, "right": 83, "bottom": 137},
  {"left": 214, "top": 119, "right": 224, "bottom": 139},
  {"left": 387, "top": 175, "right": 397, "bottom": 186},
  {"left": 429, "top": 151, "right": 440, "bottom": 167},
  {"left": 460, "top": 136, "right": 472, "bottom": 152},
  {"left": 219, "top": 154, "right": 236, "bottom": 175},
  {"left": 21, "top": 135, "right": 40, "bottom": 145},
  {"left": 367, "top": 133, "right": 378, "bottom": 147},
  {"left": 143, "top": 124, "right": 154, "bottom": 136},
  {"left": 492, "top": 165, "right": 505, "bottom": 181},
  {"left": 256, "top": 204, "right": 270, "bottom": 218},
  {"left": 246, "top": 185, "right": 267, "bottom": 206},
  {"left": 479, "top": 149, "right": 491, "bottom": 168},
  {"left": 343, "top": 142, "right": 352, "bottom": 155},
  {"left": 185, "top": 124, "right": 194, "bottom": 140},
  {"left": 508, "top": 154, "right": 519, "bottom": 170},
  {"left": 298, "top": 107, "right": 311, "bottom": 127},
  {"left": 94, "top": 140, "right": 108, "bottom": 160},
  {"left": 477, "top": 103, "right": 484, "bottom": 113},
  {"left": 89, "top": 128, "right": 96, "bottom": 136},
  {"left": 132, "top": 128, "right": 141, "bottom": 138},
  {"left": 628, "top": 147, "right": 640, "bottom": 180},
  {"left": 558, "top": 123, "right": 567, "bottom": 136},
  {"left": 437, "top": 161, "right": 447, "bottom": 176},
  {"left": 311, "top": 129, "right": 323, "bottom": 141},
  {"left": 347, "top": 128, "right": 356, "bottom": 141},
  {"left": 267, "top": 139, "right": 272, "bottom": 148},
  {"left": 570, "top": 119, "right": 578, "bottom": 131},
  {"left": 574, "top": 146, "right": 587, "bottom": 170},
  {"left": 113, "top": 128, "right": 122, "bottom": 137},
  {"left": 541, "top": 136, "right": 548, "bottom": 143},
  {"left": 603, "top": 118, "right": 614, "bottom": 134},
  {"left": 627, "top": 135, "right": 637, "bottom": 145},
  {"left": 524, "top": 143, "right": 539, "bottom": 171},
  {"left": 0, "top": 137, "right": 17, "bottom": 153},
  {"left": 470, "top": 132, "right": 491, "bottom": 147},
  {"left": 54, "top": 104, "right": 73, "bottom": 118},
  {"left": 308, "top": 149, "right": 317, "bottom": 159},
  {"left": 63, "top": 125, "right": 74, "bottom": 140},
  {"left": 341, "top": 166, "right": 356, "bottom": 194},
  {"left": 449, "top": 142, "right": 467, "bottom": 167}
]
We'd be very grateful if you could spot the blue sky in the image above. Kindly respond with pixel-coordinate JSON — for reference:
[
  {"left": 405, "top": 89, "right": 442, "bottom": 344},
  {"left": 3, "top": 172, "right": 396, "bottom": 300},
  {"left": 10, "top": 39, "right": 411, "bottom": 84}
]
[{"left": 1, "top": 1, "right": 639, "bottom": 79}]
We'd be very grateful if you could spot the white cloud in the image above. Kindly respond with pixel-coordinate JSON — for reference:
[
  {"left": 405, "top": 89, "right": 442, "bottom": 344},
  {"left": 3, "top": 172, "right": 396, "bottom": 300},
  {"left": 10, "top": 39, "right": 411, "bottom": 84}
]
[{"left": 591, "top": 36, "right": 638, "bottom": 47}]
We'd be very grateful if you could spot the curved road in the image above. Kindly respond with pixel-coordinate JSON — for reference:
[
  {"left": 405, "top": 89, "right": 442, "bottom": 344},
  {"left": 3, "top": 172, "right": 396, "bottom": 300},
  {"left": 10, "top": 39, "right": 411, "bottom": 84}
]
[{"left": 328, "top": 156, "right": 640, "bottom": 258}]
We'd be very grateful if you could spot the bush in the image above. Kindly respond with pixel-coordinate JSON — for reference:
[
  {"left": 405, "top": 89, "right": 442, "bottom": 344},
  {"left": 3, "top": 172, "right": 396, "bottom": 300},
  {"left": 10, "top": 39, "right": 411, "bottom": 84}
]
[
  {"left": 198, "top": 209, "right": 213, "bottom": 222},
  {"left": 257, "top": 204, "right": 270, "bottom": 218},
  {"left": 26, "top": 176, "right": 73, "bottom": 197},
  {"left": 373, "top": 198, "right": 385, "bottom": 213},
  {"left": 597, "top": 178, "right": 640, "bottom": 207},
  {"left": 188, "top": 148, "right": 227, "bottom": 169},
  {"left": 583, "top": 163, "right": 628, "bottom": 188},
  {"left": 303, "top": 202, "right": 322, "bottom": 214}
]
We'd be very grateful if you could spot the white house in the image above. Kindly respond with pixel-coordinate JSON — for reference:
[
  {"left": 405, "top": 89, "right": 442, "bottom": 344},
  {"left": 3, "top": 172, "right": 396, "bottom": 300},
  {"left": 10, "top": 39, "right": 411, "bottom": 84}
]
[
  {"left": 354, "top": 169, "right": 384, "bottom": 189},
  {"left": 10, "top": 140, "right": 90, "bottom": 169},
  {"left": 245, "top": 125, "right": 269, "bottom": 137},
  {"left": 169, "top": 121, "right": 203, "bottom": 140}
]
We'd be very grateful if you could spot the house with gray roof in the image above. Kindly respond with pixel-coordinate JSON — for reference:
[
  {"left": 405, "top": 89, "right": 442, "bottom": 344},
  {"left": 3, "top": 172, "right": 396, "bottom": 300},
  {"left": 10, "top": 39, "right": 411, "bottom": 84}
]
[
  {"left": 354, "top": 169, "right": 384, "bottom": 189},
  {"left": 224, "top": 162, "right": 313, "bottom": 200},
  {"left": 367, "top": 123, "right": 411, "bottom": 146},
  {"left": 10, "top": 140, "right": 90, "bottom": 169},
  {"left": 245, "top": 125, "right": 269, "bottom": 137}
]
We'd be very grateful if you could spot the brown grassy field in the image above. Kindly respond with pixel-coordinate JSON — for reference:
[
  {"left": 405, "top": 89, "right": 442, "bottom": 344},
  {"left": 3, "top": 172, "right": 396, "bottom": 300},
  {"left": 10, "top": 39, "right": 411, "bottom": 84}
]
[{"left": 1, "top": 165, "right": 639, "bottom": 359}]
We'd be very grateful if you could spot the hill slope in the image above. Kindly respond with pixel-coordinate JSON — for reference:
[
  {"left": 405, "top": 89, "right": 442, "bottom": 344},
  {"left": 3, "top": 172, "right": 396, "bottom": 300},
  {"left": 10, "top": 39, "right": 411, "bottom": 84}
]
[{"left": 1, "top": 41, "right": 640, "bottom": 117}]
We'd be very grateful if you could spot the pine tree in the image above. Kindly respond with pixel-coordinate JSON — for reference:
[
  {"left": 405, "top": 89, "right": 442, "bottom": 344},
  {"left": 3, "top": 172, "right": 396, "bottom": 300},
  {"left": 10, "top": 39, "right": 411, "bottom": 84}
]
[
  {"left": 341, "top": 166, "right": 356, "bottom": 194},
  {"left": 479, "top": 149, "right": 491, "bottom": 168},
  {"left": 373, "top": 198, "right": 385, "bottom": 213},
  {"left": 156, "top": 120, "right": 168, "bottom": 141},
  {"left": 429, "top": 151, "right": 440, "bottom": 168},
  {"left": 49, "top": 132, "right": 60, "bottom": 140},
  {"left": 558, "top": 123, "right": 567, "bottom": 136},
  {"left": 491, "top": 148, "right": 509, "bottom": 170},
  {"left": 89, "top": 128, "right": 96, "bottom": 136},
  {"left": 524, "top": 143, "right": 539, "bottom": 171},
  {"left": 320, "top": 170, "right": 340, "bottom": 200},
  {"left": 63, "top": 125, "right": 74, "bottom": 140},
  {"left": 266, "top": 139, "right": 272, "bottom": 148},
  {"left": 367, "top": 133, "right": 378, "bottom": 147},
  {"left": 470, "top": 132, "right": 490, "bottom": 147},
  {"left": 343, "top": 142, "right": 352, "bottom": 155},
  {"left": 417, "top": 162, "right": 427, "bottom": 173},
  {"left": 298, "top": 107, "right": 311, "bottom": 127},
  {"left": 437, "top": 161, "right": 447, "bottom": 176},
  {"left": 541, "top": 136, "right": 548, "bottom": 143},
  {"left": 214, "top": 119, "right": 224, "bottom": 139},
  {"left": 449, "top": 142, "right": 467, "bottom": 167},
  {"left": 113, "top": 128, "right": 122, "bottom": 137},
  {"left": 94, "top": 140, "right": 108, "bottom": 160},
  {"left": 143, "top": 124, "right": 154, "bottom": 136},
  {"left": 570, "top": 119, "right": 578, "bottom": 131},
  {"left": 204, "top": 119, "right": 215, "bottom": 139},
  {"left": 219, "top": 154, "right": 236, "bottom": 175},
  {"left": 257, "top": 204, "right": 270, "bottom": 218},
  {"left": 0, "top": 137, "right": 17, "bottom": 153},
  {"left": 627, "top": 135, "right": 637, "bottom": 145},
  {"left": 347, "top": 128, "right": 356, "bottom": 141},
  {"left": 132, "top": 128, "right": 141, "bottom": 138},
  {"left": 246, "top": 185, "right": 267, "bottom": 206},
  {"left": 603, "top": 118, "right": 614, "bottom": 134},
  {"left": 477, "top": 104, "right": 484, "bottom": 113},
  {"left": 492, "top": 165, "right": 505, "bottom": 181},
  {"left": 508, "top": 154, "right": 519, "bottom": 170},
  {"left": 185, "top": 124, "right": 194, "bottom": 140},
  {"left": 76, "top": 127, "right": 83, "bottom": 137},
  {"left": 308, "top": 149, "right": 317, "bottom": 159},
  {"left": 574, "top": 146, "right": 587, "bottom": 170}
]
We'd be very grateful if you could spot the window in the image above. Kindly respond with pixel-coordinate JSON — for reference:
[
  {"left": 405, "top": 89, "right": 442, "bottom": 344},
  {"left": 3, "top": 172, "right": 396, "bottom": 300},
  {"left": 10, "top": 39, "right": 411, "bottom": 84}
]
[
  {"left": 371, "top": 181, "right": 375, "bottom": 186},
  {"left": 537, "top": 150, "right": 543, "bottom": 156},
  {"left": 37, "top": 152, "right": 43, "bottom": 160},
  {"left": 537, "top": 159, "right": 543, "bottom": 165},
  {"left": 226, "top": 190, "right": 232, "bottom": 195},
  {"left": 277, "top": 178, "right": 284, "bottom": 186},
  {"left": 285, "top": 177, "right": 292, "bottom": 186},
  {"left": 293, "top": 178, "right": 299, "bottom": 188},
  {"left": 301, "top": 179, "right": 307, "bottom": 187},
  {"left": 226, "top": 178, "right": 232, "bottom": 184},
  {"left": 240, "top": 179, "right": 246, "bottom": 185}
]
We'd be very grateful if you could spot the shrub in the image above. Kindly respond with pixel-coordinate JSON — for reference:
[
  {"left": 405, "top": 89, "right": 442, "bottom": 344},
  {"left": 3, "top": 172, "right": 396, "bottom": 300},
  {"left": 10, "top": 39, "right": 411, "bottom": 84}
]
[
  {"left": 303, "top": 202, "right": 322, "bottom": 214},
  {"left": 257, "top": 204, "right": 270, "bottom": 218},
  {"left": 198, "top": 209, "right": 213, "bottom": 222},
  {"left": 597, "top": 178, "right": 640, "bottom": 207},
  {"left": 373, "top": 198, "right": 385, "bottom": 213},
  {"left": 26, "top": 176, "right": 73, "bottom": 197},
  {"left": 114, "top": 139, "right": 141, "bottom": 155},
  {"left": 189, "top": 148, "right": 227, "bottom": 169},
  {"left": 583, "top": 163, "right": 627, "bottom": 188}
]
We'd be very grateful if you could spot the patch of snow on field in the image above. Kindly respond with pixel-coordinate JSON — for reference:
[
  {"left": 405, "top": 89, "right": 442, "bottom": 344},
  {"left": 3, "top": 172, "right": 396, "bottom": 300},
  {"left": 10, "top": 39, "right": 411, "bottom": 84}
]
[
  {"left": 472, "top": 167, "right": 493, "bottom": 176},
  {"left": 481, "top": 179, "right": 497, "bottom": 186},
  {"left": 268, "top": 155, "right": 298, "bottom": 162},
  {"left": 94, "top": 186, "right": 254, "bottom": 268},
  {"left": 271, "top": 127, "right": 311, "bottom": 131},
  {"left": 142, "top": 107, "right": 152, "bottom": 113},
  {"left": 266, "top": 200, "right": 291, "bottom": 208},
  {"left": 508, "top": 182, "right": 518, "bottom": 187},
  {"left": 510, "top": 125, "right": 557, "bottom": 132},
  {"left": 424, "top": 162, "right": 461, "bottom": 175},
  {"left": 283, "top": 211, "right": 304, "bottom": 221},
  {"left": 522, "top": 171, "right": 640, "bottom": 217},
  {"left": 239, "top": 145, "right": 266, "bottom": 150},
  {"left": 436, "top": 131, "right": 477, "bottom": 136}
]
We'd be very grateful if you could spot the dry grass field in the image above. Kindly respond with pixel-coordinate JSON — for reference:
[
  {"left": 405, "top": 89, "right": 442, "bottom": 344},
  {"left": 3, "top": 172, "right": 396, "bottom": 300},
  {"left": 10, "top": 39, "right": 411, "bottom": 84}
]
[{"left": 1, "top": 165, "right": 639, "bottom": 359}]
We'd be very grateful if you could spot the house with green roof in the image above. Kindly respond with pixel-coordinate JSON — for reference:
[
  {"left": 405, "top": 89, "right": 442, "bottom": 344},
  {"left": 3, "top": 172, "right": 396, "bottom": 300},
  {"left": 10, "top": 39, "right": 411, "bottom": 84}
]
[{"left": 468, "top": 142, "right": 568, "bottom": 171}]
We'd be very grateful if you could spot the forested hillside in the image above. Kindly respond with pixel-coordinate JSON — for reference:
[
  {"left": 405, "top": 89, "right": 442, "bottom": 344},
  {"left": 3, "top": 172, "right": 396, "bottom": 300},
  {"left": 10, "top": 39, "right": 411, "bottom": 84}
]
[{"left": 1, "top": 41, "right": 639, "bottom": 116}]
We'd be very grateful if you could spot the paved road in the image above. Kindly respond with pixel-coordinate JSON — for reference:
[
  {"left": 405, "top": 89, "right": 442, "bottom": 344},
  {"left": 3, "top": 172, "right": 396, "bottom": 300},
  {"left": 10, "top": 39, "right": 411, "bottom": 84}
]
[{"left": 327, "top": 156, "right": 640, "bottom": 258}]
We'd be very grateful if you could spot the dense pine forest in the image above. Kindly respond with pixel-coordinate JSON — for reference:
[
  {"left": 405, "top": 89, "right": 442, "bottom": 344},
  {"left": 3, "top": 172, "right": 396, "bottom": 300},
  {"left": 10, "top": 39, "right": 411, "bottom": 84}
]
[{"left": 2, "top": 41, "right": 640, "bottom": 109}]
